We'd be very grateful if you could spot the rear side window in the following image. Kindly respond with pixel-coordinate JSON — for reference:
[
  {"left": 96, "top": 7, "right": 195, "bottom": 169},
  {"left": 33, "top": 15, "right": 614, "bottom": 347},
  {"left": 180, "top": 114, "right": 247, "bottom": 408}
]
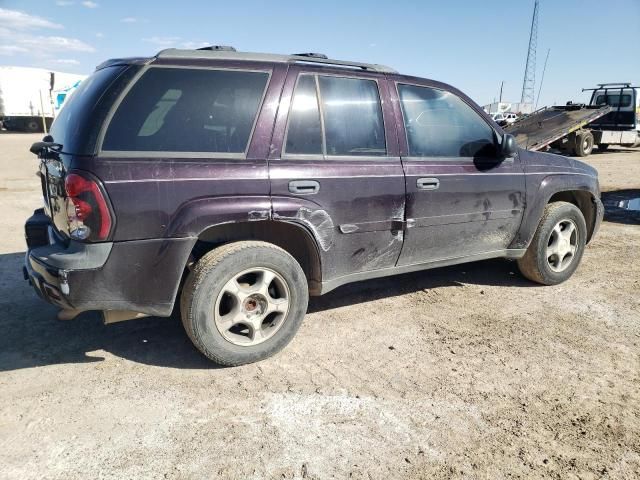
[
  {"left": 284, "top": 74, "right": 386, "bottom": 157},
  {"left": 102, "top": 68, "right": 269, "bottom": 153},
  {"left": 319, "top": 76, "right": 386, "bottom": 156},
  {"left": 398, "top": 84, "right": 496, "bottom": 158},
  {"left": 285, "top": 75, "right": 323, "bottom": 154}
]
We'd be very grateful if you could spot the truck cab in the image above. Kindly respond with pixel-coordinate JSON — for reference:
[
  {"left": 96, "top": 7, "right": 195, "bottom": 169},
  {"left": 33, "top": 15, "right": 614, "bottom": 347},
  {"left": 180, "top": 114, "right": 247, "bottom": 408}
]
[{"left": 585, "top": 83, "right": 640, "bottom": 149}]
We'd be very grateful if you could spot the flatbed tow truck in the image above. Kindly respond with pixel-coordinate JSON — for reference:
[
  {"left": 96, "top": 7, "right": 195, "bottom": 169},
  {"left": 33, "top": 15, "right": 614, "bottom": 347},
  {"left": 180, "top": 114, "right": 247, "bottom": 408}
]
[{"left": 506, "top": 83, "right": 639, "bottom": 157}]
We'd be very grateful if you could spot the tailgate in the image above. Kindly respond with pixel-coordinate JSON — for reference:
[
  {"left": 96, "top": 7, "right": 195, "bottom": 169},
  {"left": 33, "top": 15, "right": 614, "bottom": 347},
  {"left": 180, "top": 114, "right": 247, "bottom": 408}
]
[{"left": 505, "top": 105, "right": 612, "bottom": 151}]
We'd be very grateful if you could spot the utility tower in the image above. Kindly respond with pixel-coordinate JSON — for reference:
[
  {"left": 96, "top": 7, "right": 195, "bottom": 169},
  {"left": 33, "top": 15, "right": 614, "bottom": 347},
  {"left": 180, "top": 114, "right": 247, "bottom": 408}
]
[{"left": 520, "top": 0, "right": 539, "bottom": 104}]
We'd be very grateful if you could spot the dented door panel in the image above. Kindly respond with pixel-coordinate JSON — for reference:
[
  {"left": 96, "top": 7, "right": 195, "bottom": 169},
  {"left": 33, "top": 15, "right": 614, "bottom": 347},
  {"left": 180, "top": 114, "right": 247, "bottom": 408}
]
[
  {"left": 269, "top": 67, "right": 405, "bottom": 281},
  {"left": 269, "top": 161, "right": 406, "bottom": 279}
]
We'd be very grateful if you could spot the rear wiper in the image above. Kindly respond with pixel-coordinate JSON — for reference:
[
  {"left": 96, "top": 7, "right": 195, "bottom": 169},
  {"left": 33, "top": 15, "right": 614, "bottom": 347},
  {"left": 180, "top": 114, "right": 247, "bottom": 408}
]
[{"left": 30, "top": 141, "right": 63, "bottom": 155}]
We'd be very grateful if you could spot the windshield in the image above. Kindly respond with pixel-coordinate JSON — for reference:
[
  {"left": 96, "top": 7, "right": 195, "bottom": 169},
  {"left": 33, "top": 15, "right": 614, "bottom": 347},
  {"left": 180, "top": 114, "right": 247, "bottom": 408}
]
[{"left": 49, "top": 65, "right": 127, "bottom": 154}]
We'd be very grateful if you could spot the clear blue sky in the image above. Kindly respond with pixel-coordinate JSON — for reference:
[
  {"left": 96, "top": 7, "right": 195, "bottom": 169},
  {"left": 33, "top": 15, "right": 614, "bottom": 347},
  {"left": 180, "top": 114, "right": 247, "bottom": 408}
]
[{"left": 1, "top": 0, "right": 638, "bottom": 106}]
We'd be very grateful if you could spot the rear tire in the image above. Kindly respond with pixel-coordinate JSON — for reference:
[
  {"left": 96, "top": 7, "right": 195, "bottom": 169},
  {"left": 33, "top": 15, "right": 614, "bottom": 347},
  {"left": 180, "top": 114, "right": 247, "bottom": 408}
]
[
  {"left": 25, "top": 120, "right": 40, "bottom": 133},
  {"left": 517, "top": 202, "right": 587, "bottom": 285},
  {"left": 573, "top": 132, "right": 594, "bottom": 157},
  {"left": 180, "top": 241, "right": 309, "bottom": 366}
]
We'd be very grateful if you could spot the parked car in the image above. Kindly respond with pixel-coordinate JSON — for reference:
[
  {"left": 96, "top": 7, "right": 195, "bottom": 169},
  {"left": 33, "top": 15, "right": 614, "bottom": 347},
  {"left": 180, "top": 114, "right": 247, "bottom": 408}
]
[
  {"left": 504, "top": 112, "right": 518, "bottom": 125},
  {"left": 491, "top": 112, "right": 518, "bottom": 127},
  {"left": 25, "top": 47, "right": 604, "bottom": 366},
  {"left": 491, "top": 112, "right": 506, "bottom": 125}
]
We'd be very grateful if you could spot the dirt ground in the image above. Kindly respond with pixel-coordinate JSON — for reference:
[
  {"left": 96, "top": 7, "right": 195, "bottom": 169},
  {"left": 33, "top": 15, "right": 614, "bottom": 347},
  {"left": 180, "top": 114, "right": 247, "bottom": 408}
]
[{"left": 0, "top": 132, "right": 638, "bottom": 479}]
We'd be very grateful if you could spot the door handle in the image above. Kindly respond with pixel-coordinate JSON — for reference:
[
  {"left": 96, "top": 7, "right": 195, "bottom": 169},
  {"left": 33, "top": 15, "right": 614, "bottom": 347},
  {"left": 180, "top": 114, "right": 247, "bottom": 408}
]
[
  {"left": 416, "top": 177, "right": 440, "bottom": 190},
  {"left": 288, "top": 180, "right": 320, "bottom": 195}
]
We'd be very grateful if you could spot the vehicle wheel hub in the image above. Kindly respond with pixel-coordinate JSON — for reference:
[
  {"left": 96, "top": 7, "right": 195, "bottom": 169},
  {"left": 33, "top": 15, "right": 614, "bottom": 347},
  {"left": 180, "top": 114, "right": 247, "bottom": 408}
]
[
  {"left": 243, "top": 294, "right": 267, "bottom": 316},
  {"left": 213, "top": 267, "right": 290, "bottom": 346},
  {"left": 546, "top": 219, "right": 579, "bottom": 273}
]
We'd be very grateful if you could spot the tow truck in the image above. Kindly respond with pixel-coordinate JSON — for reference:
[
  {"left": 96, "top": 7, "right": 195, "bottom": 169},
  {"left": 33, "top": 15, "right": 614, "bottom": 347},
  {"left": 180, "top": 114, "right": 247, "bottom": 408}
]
[{"left": 506, "top": 83, "right": 639, "bottom": 157}]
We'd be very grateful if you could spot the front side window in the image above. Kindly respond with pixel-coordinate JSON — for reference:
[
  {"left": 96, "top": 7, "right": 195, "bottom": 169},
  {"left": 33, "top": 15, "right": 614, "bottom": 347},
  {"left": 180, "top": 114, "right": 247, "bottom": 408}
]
[
  {"left": 595, "top": 94, "right": 632, "bottom": 108},
  {"left": 284, "top": 74, "right": 386, "bottom": 157},
  {"left": 102, "top": 68, "right": 269, "bottom": 153},
  {"left": 398, "top": 84, "right": 496, "bottom": 158}
]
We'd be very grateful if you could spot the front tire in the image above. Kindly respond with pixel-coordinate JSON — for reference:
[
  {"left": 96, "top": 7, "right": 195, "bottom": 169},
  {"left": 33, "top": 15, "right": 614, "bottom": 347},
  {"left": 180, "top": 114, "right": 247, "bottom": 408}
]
[
  {"left": 517, "top": 202, "right": 587, "bottom": 285},
  {"left": 180, "top": 241, "right": 309, "bottom": 366}
]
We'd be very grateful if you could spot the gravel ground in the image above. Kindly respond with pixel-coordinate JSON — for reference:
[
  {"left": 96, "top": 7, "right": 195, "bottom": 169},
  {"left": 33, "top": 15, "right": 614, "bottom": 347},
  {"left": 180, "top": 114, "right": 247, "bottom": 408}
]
[{"left": 1, "top": 133, "right": 638, "bottom": 479}]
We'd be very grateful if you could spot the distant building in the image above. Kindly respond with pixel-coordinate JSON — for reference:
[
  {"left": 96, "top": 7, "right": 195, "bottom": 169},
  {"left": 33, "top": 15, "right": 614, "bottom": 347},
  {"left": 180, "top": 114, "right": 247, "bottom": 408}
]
[{"left": 483, "top": 102, "right": 534, "bottom": 115}]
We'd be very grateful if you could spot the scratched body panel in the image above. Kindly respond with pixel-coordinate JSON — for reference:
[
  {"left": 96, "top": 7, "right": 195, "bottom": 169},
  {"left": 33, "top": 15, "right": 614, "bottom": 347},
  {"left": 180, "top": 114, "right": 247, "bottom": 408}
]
[
  {"left": 267, "top": 64, "right": 406, "bottom": 281},
  {"left": 270, "top": 160, "right": 406, "bottom": 280}
]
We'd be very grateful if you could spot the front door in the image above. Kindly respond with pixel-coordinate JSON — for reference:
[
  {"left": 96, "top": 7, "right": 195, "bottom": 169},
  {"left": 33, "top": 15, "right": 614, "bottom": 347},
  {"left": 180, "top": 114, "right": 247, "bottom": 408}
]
[
  {"left": 268, "top": 67, "right": 406, "bottom": 283},
  {"left": 390, "top": 81, "right": 526, "bottom": 266}
]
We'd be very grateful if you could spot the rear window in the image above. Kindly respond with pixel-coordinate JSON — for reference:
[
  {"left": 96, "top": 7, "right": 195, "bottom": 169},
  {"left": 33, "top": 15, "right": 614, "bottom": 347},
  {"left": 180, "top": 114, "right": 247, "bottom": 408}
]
[
  {"left": 595, "top": 94, "right": 632, "bottom": 107},
  {"left": 49, "top": 65, "right": 127, "bottom": 154},
  {"left": 102, "top": 68, "right": 269, "bottom": 153}
]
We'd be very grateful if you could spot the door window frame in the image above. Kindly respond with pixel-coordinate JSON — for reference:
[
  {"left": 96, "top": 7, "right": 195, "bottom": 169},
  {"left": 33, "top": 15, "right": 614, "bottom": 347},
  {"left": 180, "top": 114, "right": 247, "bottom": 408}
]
[{"left": 275, "top": 67, "right": 399, "bottom": 162}]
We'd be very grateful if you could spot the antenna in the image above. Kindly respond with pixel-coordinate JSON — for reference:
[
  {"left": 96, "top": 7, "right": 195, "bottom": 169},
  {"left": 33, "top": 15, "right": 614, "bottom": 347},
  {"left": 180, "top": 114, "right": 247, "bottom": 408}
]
[
  {"left": 535, "top": 48, "right": 550, "bottom": 109},
  {"left": 520, "top": 0, "right": 539, "bottom": 104}
]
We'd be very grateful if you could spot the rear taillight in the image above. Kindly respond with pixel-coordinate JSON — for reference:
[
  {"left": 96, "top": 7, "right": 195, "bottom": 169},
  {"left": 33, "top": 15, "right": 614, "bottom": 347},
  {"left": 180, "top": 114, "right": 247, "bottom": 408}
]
[{"left": 64, "top": 172, "right": 113, "bottom": 241}]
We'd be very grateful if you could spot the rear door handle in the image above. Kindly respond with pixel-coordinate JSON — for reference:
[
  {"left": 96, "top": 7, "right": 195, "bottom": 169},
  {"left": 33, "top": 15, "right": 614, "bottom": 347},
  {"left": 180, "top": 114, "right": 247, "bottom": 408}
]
[
  {"left": 288, "top": 180, "right": 320, "bottom": 195},
  {"left": 416, "top": 177, "right": 440, "bottom": 190}
]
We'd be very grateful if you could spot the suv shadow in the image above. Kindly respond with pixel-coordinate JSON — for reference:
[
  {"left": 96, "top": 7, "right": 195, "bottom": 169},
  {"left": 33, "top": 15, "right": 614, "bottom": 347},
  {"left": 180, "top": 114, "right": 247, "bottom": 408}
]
[{"left": 2, "top": 251, "right": 533, "bottom": 372}]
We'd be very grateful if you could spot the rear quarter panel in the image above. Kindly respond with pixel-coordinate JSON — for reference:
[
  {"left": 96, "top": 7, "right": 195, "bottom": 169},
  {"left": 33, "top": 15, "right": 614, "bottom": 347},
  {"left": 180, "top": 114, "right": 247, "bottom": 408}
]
[{"left": 70, "top": 60, "right": 287, "bottom": 241}]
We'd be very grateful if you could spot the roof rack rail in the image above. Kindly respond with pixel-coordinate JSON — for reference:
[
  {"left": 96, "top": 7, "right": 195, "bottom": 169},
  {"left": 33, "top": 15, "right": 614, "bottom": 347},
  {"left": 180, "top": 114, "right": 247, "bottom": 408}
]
[
  {"left": 293, "top": 53, "right": 328, "bottom": 59},
  {"left": 197, "top": 45, "right": 236, "bottom": 52},
  {"left": 289, "top": 54, "right": 396, "bottom": 73},
  {"left": 596, "top": 82, "right": 631, "bottom": 87},
  {"left": 155, "top": 48, "right": 397, "bottom": 73}
]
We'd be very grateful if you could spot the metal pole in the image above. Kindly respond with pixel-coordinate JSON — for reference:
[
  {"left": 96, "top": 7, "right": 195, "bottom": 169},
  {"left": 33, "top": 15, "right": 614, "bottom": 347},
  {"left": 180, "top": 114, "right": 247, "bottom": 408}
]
[
  {"left": 499, "top": 81, "right": 504, "bottom": 103},
  {"left": 535, "top": 48, "right": 550, "bottom": 109},
  {"left": 38, "top": 90, "right": 48, "bottom": 134}
]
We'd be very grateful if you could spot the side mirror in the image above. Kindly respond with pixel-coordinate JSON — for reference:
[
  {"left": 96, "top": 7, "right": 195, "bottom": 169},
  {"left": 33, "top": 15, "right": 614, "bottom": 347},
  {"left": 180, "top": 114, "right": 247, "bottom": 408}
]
[{"left": 500, "top": 134, "right": 517, "bottom": 157}]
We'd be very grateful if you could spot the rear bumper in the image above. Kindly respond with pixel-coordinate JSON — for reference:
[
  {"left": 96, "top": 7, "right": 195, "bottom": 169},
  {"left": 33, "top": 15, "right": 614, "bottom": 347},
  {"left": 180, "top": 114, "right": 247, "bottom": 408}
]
[{"left": 24, "top": 209, "right": 195, "bottom": 316}]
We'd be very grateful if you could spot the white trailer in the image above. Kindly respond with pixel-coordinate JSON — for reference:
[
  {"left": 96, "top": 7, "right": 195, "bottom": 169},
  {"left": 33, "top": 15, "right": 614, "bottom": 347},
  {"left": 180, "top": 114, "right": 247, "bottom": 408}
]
[{"left": 0, "top": 66, "right": 86, "bottom": 133}]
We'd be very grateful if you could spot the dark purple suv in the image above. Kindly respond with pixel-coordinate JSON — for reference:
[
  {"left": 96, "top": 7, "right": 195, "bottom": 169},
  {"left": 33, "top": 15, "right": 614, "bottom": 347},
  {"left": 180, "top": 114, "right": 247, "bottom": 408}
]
[{"left": 24, "top": 47, "right": 604, "bottom": 365}]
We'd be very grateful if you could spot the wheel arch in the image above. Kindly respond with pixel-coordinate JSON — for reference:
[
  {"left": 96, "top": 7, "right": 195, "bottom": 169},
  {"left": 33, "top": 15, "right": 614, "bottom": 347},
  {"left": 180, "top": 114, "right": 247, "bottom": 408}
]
[
  {"left": 511, "top": 173, "right": 601, "bottom": 249},
  {"left": 547, "top": 190, "right": 598, "bottom": 243},
  {"left": 190, "top": 220, "right": 323, "bottom": 294}
]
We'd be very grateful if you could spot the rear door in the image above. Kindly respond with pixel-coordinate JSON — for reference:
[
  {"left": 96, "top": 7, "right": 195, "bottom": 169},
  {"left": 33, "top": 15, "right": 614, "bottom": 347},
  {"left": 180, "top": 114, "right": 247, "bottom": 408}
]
[
  {"left": 391, "top": 80, "right": 526, "bottom": 266},
  {"left": 268, "top": 66, "right": 406, "bottom": 282}
]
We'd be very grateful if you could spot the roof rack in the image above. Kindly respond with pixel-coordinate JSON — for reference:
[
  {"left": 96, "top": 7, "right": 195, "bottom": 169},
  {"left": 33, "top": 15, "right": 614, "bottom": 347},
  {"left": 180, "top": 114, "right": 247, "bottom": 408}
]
[
  {"left": 289, "top": 53, "right": 396, "bottom": 72},
  {"left": 197, "top": 45, "right": 236, "bottom": 52},
  {"left": 596, "top": 83, "right": 632, "bottom": 87},
  {"left": 155, "top": 47, "right": 397, "bottom": 73},
  {"left": 293, "top": 52, "right": 328, "bottom": 59},
  {"left": 583, "top": 83, "right": 637, "bottom": 91}
]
